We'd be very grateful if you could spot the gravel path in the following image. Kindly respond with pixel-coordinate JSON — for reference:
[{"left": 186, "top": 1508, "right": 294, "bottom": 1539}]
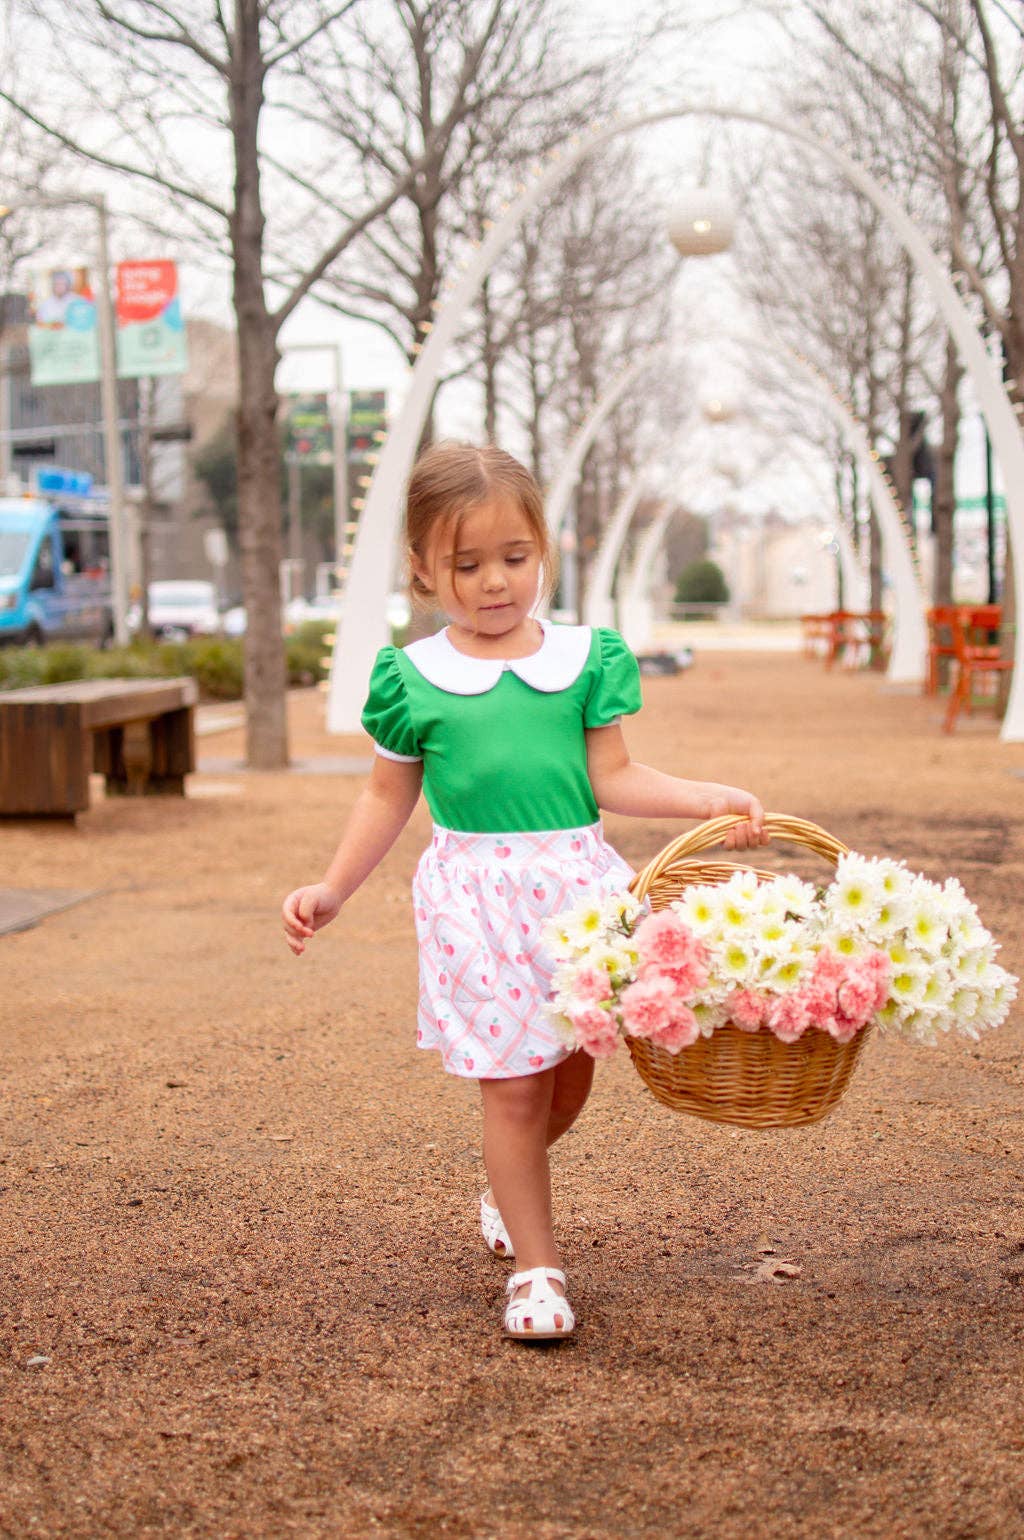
[{"left": 2, "top": 652, "right": 1023, "bottom": 1539}]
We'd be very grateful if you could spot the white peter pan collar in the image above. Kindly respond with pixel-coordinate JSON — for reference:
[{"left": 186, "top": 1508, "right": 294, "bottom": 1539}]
[{"left": 402, "top": 619, "right": 592, "bottom": 695}]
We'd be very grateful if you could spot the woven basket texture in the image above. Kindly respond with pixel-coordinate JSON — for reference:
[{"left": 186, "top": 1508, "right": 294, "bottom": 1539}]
[{"left": 625, "top": 814, "right": 872, "bottom": 1129}]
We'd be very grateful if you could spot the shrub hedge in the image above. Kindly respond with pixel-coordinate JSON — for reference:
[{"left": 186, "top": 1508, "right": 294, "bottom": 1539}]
[{"left": 0, "top": 621, "right": 334, "bottom": 699}]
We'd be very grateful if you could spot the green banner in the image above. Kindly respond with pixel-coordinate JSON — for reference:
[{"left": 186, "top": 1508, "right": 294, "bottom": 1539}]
[{"left": 286, "top": 393, "right": 333, "bottom": 463}]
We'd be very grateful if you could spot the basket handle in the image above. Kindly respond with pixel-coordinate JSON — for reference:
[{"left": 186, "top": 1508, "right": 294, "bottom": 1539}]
[{"left": 629, "top": 814, "right": 850, "bottom": 903}]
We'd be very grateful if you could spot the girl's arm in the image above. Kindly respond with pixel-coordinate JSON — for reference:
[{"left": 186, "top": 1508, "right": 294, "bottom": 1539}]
[
  {"left": 585, "top": 723, "right": 768, "bottom": 850},
  {"left": 282, "top": 755, "right": 424, "bottom": 955}
]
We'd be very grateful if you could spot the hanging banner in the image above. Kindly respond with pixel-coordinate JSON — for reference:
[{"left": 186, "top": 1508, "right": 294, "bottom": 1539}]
[
  {"left": 27, "top": 267, "right": 101, "bottom": 385},
  {"left": 346, "top": 389, "right": 387, "bottom": 462},
  {"left": 285, "top": 393, "right": 333, "bottom": 462},
  {"left": 115, "top": 259, "right": 188, "bottom": 377}
]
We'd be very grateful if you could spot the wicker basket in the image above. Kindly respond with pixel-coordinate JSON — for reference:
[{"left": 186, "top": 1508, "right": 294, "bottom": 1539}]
[{"left": 625, "top": 814, "right": 873, "bottom": 1130}]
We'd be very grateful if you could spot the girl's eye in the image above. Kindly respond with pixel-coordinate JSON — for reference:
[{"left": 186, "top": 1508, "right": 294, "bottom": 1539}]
[
  {"left": 455, "top": 563, "right": 477, "bottom": 573},
  {"left": 506, "top": 556, "right": 527, "bottom": 566}
]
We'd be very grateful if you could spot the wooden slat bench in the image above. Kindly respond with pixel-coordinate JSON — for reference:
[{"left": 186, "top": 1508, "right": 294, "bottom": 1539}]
[{"left": 0, "top": 677, "right": 198, "bottom": 818}]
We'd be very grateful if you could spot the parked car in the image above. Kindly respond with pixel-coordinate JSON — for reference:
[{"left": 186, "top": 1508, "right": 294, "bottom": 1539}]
[
  {"left": 130, "top": 580, "right": 222, "bottom": 640},
  {"left": 0, "top": 493, "right": 113, "bottom": 647},
  {"left": 636, "top": 648, "right": 694, "bottom": 676},
  {"left": 220, "top": 590, "right": 410, "bottom": 636}
]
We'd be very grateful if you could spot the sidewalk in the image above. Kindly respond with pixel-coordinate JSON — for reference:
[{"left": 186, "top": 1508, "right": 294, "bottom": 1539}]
[
  {"left": 653, "top": 618, "right": 803, "bottom": 652},
  {"left": 2, "top": 651, "right": 1023, "bottom": 1538}
]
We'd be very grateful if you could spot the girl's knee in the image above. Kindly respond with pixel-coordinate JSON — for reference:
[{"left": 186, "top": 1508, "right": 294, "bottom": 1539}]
[
  {"left": 550, "top": 1051, "right": 594, "bottom": 1115},
  {"left": 481, "top": 1071, "right": 552, "bottom": 1128}
]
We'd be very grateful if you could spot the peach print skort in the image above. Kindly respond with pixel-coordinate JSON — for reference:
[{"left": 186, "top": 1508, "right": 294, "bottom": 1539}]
[{"left": 412, "top": 823, "right": 633, "bottom": 1079}]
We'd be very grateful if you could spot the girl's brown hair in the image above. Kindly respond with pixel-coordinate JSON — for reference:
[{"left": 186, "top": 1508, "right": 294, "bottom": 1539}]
[{"left": 406, "top": 441, "right": 557, "bottom": 606}]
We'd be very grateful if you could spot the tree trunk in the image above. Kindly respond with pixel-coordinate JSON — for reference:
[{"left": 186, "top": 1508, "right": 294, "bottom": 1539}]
[
  {"left": 891, "top": 262, "right": 916, "bottom": 552},
  {"left": 833, "top": 454, "right": 846, "bottom": 609},
  {"left": 231, "top": 0, "right": 287, "bottom": 768},
  {"left": 868, "top": 495, "right": 883, "bottom": 615},
  {"left": 932, "top": 334, "right": 961, "bottom": 608},
  {"left": 481, "top": 273, "right": 498, "bottom": 442}
]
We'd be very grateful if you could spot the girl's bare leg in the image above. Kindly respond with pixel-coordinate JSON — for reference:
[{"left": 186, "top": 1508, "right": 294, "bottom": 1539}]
[
  {"left": 479, "top": 1070, "right": 569, "bottom": 1326},
  {"left": 482, "top": 1049, "right": 594, "bottom": 1216},
  {"left": 547, "top": 1049, "right": 595, "bottom": 1145}
]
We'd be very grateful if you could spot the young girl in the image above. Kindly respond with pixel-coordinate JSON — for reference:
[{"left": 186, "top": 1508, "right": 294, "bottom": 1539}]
[{"left": 282, "top": 442, "right": 767, "bottom": 1344}]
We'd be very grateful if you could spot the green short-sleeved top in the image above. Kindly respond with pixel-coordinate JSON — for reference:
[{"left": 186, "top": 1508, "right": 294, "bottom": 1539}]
[{"left": 361, "top": 621, "right": 642, "bottom": 833}]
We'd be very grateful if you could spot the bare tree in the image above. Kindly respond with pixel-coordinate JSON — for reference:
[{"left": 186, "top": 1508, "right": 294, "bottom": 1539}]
[
  {"left": 799, "top": 0, "right": 1024, "bottom": 634},
  {"left": 1, "top": 0, "right": 500, "bottom": 765},
  {"left": 307, "top": 1, "right": 620, "bottom": 359}
]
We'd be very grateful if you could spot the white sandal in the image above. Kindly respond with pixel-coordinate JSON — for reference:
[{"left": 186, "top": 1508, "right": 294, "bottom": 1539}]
[
  {"left": 480, "top": 1194, "right": 513, "bottom": 1258},
  {"left": 504, "top": 1267, "right": 575, "bottom": 1341}
]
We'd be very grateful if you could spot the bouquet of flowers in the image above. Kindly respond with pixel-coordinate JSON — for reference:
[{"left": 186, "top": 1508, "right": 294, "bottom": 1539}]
[{"left": 543, "top": 853, "right": 1017, "bottom": 1060}]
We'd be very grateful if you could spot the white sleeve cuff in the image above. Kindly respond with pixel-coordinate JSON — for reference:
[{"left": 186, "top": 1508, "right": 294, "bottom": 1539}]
[{"left": 373, "top": 742, "right": 422, "bottom": 763}]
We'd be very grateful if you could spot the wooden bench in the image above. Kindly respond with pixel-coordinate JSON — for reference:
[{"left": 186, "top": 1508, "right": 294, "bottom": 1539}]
[
  {"left": 0, "top": 677, "right": 198, "bottom": 817},
  {"left": 800, "top": 613, "right": 835, "bottom": 659},
  {"left": 822, "top": 610, "right": 890, "bottom": 672}
]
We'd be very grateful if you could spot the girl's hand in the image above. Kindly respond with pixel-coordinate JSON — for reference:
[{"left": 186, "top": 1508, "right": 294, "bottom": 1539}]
[
  {"left": 706, "top": 788, "right": 769, "bottom": 851},
  {"left": 282, "top": 882, "right": 343, "bottom": 956}
]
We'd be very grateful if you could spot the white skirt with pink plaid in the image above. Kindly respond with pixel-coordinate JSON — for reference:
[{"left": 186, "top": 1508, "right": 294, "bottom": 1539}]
[{"left": 412, "top": 822, "right": 633, "bottom": 1080}]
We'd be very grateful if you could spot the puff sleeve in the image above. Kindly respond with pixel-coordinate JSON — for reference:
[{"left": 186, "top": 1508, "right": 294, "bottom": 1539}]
[
  {"left": 583, "top": 628, "right": 643, "bottom": 729},
  {"left": 360, "top": 648, "right": 422, "bottom": 761}
]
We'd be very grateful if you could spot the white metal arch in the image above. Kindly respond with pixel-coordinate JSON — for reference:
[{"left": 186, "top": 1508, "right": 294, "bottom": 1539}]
[
  {"left": 544, "top": 349, "right": 664, "bottom": 540},
  {"left": 327, "top": 103, "right": 1024, "bottom": 739}
]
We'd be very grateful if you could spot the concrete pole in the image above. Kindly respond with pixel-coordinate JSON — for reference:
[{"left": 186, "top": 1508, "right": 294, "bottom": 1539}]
[
  {"left": 326, "top": 103, "right": 1024, "bottom": 740},
  {"left": 0, "top": 341, "right": 11, "bottom": 486},
  {"left": 92, "top": 195, "right": 130, "bottom": 645}
]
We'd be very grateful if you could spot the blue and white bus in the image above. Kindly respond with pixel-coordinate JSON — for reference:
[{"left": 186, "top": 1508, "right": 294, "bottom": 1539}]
[{"left": 0, "top": 469, "right": 114, "bottom": 647}]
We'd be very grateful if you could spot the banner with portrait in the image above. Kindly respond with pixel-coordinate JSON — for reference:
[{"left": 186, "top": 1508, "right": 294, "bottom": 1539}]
[{"left": 27, "top": 267, "right": 101, "bottom": 386}]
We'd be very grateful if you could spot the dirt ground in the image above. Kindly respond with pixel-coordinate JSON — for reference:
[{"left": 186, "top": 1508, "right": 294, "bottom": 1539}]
[{"left": 2, "top": 651, "right": 1024, "bottom": 1540}]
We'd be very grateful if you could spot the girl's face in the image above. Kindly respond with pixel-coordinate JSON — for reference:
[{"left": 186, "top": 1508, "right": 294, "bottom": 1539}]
[{"left": 412, "top": 495, "right": 544, "bottom": 643}]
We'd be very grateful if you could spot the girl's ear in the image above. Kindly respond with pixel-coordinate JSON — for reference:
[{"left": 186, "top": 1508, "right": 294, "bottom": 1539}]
[{"left": 409, "top": 547, "right": 434, "bottom": 594}]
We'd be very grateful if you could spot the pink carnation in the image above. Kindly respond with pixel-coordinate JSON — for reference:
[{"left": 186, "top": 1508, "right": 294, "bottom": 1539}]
[
  {"left": 862, "top": 949, "right": 891, "bottom": 1011},
  {"left": 825, "top": 1013, "right": 863, "bottom": 1045},
  {"left": 835, "top": 950, "right": 891, "bottom": 1029},
  {"left": 812, "top": 948, "right": 846, "bottom": 988},
  {"left": 572, "top": 963, "right": 611, "bottom": 1006},
  {"left": 570, "top": 1005, "right": 619, "bottom": 1059},
  {"left": 766, "top": 992, "right": 812, "bottom": 1044},
  {"left": 801, "top": 978, "right": 839, "bottom": 1032},
  {"left": 649, "top": 1005, "right": 701, "bottom": 1054},
  {"left": 634, "top": 911, "right": 708, "bottom": 993},
  {"left": 728, "top": 988, "right": 767, "bottom": 1032},
  {"left": 836, "top": 970, "right": 878, "bottom": 1025},
  {"left": 619, "top": 973, "right": 677, "bottom": 1040}
]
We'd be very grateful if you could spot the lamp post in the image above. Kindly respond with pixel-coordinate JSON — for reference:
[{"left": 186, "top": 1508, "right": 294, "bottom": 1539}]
[
  {"left": 326, "top": 103, "right": 1024, "bottom": 741},
  {"left": 0, "top": 192, "right": 130, "bottom": 642}
]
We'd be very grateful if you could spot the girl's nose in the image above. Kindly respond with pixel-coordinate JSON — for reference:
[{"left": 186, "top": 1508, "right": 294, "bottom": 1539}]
[{"left": 482, "top": 564, "right": 507, "bottom": 591}]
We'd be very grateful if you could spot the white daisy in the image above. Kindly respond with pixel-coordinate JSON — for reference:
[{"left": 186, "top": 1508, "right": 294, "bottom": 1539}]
[
  {"left": 676, "top": 885, "right": 725, "bottom": 936},
  {"left": 827, "top": 855, "right": 886, "bottom": 930},
  {"left": 770, "top": 872, "right": 818, "bottom": 917},
  {"left": 560, "top": 903, "right": 611, "bottom": 951},
  {"left": 904, "top": 894, "right": 951, "bottom": 957}
]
